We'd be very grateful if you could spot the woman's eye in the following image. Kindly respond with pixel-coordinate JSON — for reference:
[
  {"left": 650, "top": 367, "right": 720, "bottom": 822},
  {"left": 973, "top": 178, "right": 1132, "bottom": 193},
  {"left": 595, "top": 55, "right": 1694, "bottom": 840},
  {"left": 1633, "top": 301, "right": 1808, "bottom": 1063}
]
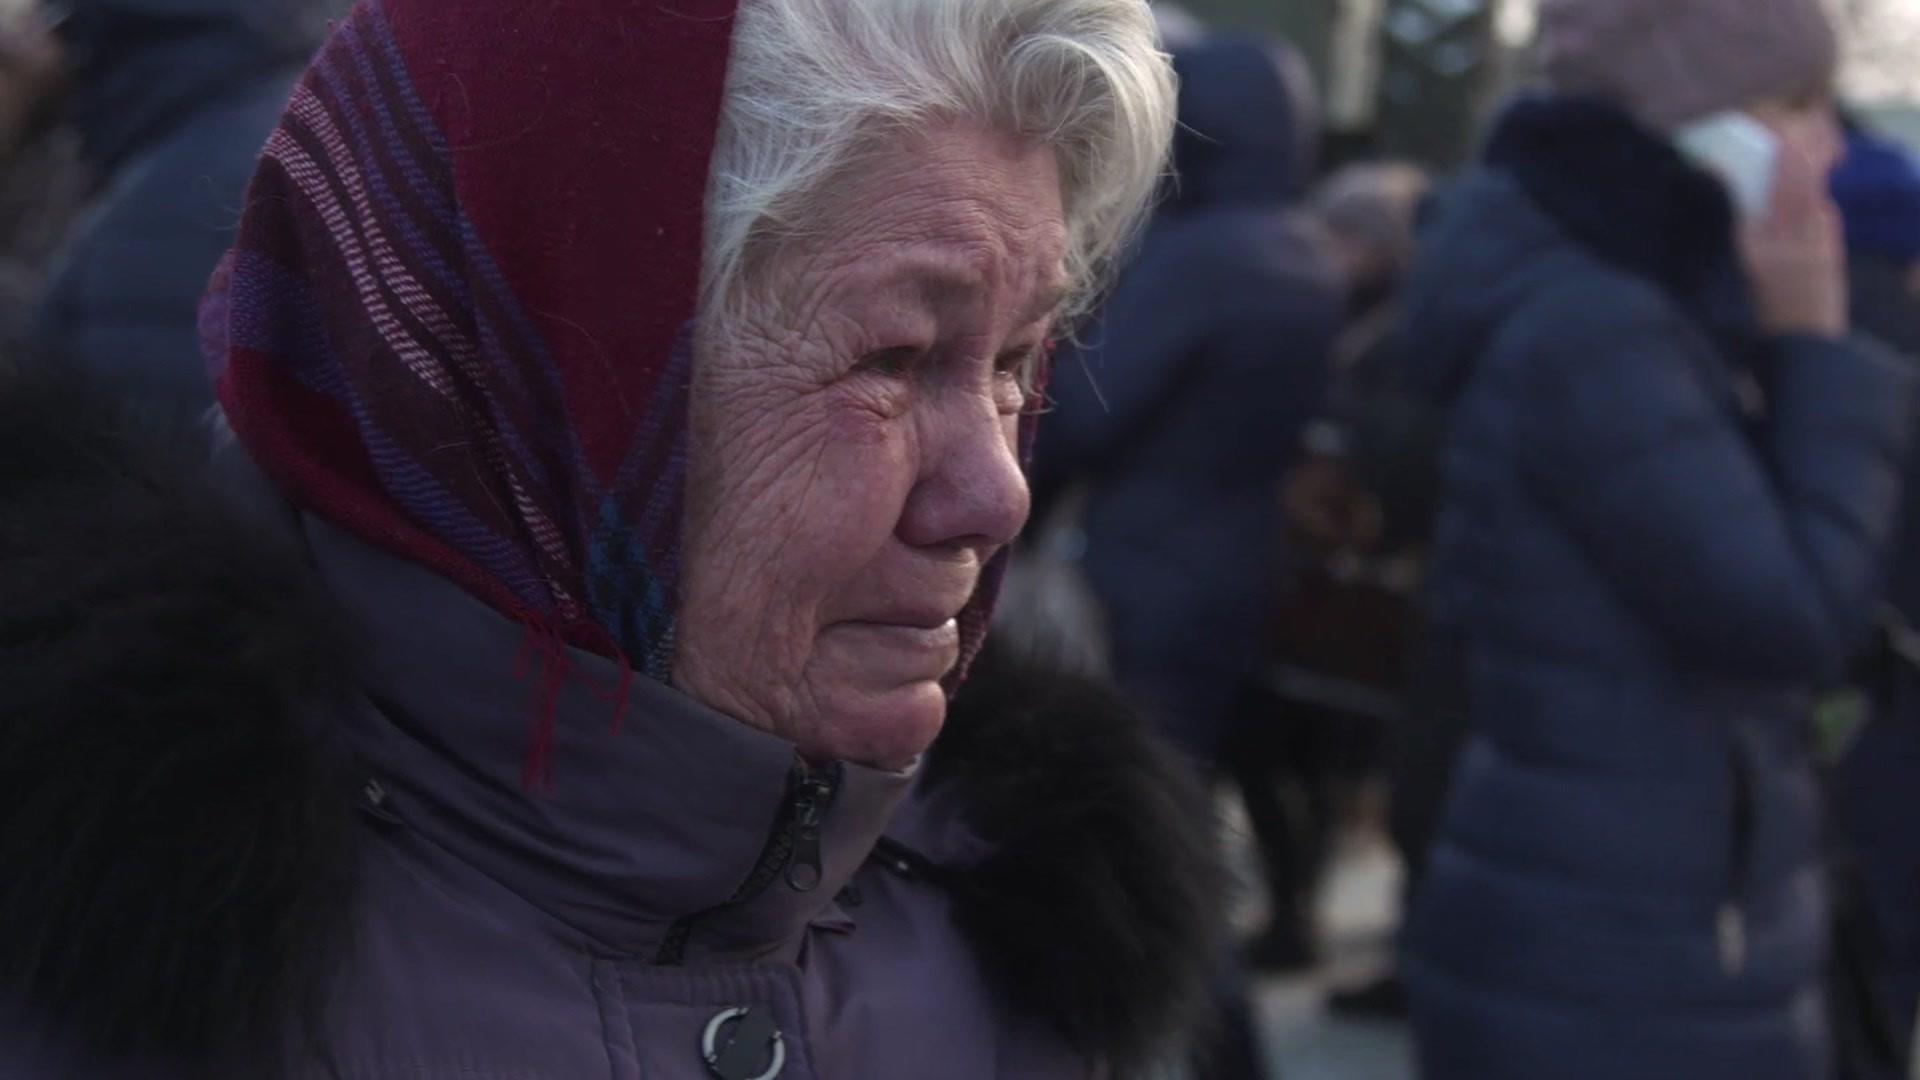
[
  {"left": 996, "top": 347, "right": 1047, "bottom": 400},
  {"left": 853, "top": 346, "right": 921, "bottom": 378},
  {"left": 995, "top": 346, "right": 1040, "bottom": 380}
]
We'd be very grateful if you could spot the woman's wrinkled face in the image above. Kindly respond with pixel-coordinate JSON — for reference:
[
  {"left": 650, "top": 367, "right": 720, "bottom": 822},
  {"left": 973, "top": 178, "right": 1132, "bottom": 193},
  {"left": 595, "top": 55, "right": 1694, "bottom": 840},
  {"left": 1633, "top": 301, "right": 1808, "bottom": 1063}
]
[{"left": 675, "top": 123, "right": 1065, "bottom": 769}]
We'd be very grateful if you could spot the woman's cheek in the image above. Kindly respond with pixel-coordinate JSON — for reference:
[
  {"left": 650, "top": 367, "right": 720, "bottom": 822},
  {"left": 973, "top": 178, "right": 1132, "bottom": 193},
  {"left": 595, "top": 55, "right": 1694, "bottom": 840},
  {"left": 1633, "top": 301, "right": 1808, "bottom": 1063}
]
[{"left": 814, "top": 402, "right": 915, "bottom": 540}]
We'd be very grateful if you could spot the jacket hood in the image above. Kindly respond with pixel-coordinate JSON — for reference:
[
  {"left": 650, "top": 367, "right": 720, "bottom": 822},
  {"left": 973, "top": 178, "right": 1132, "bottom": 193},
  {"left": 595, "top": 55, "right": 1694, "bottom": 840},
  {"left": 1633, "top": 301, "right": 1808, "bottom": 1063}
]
[
  {"left": 1165, "top": 34, "right": 1313, "bottom": 213},
  {"left": 1833, "top": 123, "right": 1920, "bottom": 266},
  {"left": 55, "top": 0, "right": 327, "bottom": 171}
]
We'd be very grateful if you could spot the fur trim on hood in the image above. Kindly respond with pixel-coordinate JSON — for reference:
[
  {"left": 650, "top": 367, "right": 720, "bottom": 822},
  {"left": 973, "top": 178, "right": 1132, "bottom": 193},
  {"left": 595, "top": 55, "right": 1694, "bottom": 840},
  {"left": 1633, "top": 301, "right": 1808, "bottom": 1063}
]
[
  {"left": 0, "top": 363, "right": 361, "bottom": 1073},
  {"left": 930, "top": 641, "right": 1226, "bottom": 1073}
]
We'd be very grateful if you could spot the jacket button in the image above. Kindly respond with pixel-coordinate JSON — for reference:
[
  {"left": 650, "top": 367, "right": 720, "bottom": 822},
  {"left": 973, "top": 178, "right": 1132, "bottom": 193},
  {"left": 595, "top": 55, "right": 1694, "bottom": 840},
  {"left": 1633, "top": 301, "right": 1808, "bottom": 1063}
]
[{"left": 701, "top": 1006, "right": 786, "bottom": 1080}]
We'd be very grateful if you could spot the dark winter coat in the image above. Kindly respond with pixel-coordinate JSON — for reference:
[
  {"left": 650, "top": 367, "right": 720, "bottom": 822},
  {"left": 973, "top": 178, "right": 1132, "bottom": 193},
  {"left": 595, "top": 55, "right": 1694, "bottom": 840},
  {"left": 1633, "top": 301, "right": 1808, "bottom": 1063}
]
[
  {"left": 1033, "top": 35, "right": 1343, "bottom": 757},
  {"left": 0, "top": 368, "right": 1221, "bottom": 1078},
  {"left": 1852, "top": 256, "right": 1920, "bottom": 628},
  {"left": 1398, "top": 98, "right": 1917, "bottom": 1080},
  {"left": 1835, "top": 192, "right": 1920, "bottom": 1066},
  {"left": 34, "top": 0, "right": 322, "bottom": 412}
]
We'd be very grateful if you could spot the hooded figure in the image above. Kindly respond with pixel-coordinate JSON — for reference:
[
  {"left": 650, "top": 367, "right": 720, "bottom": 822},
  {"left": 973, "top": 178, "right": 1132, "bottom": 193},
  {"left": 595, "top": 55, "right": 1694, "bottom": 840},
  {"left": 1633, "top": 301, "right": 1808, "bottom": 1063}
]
[
  {"left": 1396, "top": 1, "right": 1917, "bottom": 1077},
  {"left": 0, "top": 1, "right": 1220, "bottom": 1076},
  {"left": 1032, "top": 32, "right": 1344, "bottom": 761},
  {"left": 34, "top": 0, "right": 330, "bottom": 412},
  {"left": 1833, "top": 122, "right": 1920, "bottom": 361},
  {"left": 1830, "top": 120, "right": 1920, "bottom": 1072}
]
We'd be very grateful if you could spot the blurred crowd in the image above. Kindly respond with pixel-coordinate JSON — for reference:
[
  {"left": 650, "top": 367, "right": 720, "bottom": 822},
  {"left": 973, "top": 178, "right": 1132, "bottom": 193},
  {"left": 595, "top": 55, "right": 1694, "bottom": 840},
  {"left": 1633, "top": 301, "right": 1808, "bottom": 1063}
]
[
  {"left": 0, "top": 0, "right": 337, "bottom": 400},
  {"left": 4, "top": 0, "right": 1920, "bottom": 1077},
  {"left": 1009, "top": 1, "right": 1920, "bottom": 1078}
]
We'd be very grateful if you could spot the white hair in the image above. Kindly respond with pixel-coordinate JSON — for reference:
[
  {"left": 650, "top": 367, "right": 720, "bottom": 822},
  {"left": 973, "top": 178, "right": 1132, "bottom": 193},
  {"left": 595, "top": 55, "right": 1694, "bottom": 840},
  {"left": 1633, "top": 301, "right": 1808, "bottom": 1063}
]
[{"left": 702, "top": 0, "right": 1176, "bottom": 331}]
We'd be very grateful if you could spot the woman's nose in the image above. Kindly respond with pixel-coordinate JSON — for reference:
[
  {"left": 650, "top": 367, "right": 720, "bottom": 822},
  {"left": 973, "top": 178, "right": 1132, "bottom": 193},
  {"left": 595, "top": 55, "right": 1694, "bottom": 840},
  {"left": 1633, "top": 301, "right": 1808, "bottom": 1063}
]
[{"left": 897, "top": 389, "right": 1031, "bottom": 554}]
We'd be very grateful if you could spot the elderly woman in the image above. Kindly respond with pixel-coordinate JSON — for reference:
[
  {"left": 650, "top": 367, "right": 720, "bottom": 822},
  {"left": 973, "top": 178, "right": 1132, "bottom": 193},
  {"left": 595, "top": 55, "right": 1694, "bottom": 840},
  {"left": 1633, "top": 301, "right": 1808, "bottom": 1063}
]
[{"left": 0, "top": 0, "right": 1218, "bottom": 1076}]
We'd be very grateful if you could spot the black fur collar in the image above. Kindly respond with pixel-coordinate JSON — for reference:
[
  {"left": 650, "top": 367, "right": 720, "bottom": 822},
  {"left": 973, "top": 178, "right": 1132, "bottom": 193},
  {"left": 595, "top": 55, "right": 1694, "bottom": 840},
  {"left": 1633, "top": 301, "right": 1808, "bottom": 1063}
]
[
  {"left": 927, "top": 642, "right": 1224, "bottom": 1075},
  {"left": 1486, "top": 96, "right": 1754, "bottom": 338},
  {"left": 0, "top": 363, "right": 362, "bottom": 1074},
  {"left": 0, "top": 365, "right": 1220, "bottom": 1075}
]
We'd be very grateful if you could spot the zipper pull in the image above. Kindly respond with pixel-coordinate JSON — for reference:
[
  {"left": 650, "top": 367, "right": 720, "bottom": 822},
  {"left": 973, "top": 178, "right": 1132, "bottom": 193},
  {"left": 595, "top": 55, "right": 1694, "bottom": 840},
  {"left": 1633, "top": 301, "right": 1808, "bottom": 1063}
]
[
  {"left": 358, "top": 777, "right": 403, "bottom": 827},
  {"left": 1717, "top": 902, "right": 1747, "bottom": 976},
  {"left": 785, "top": 767, "right": 839, "bottom": 892}
]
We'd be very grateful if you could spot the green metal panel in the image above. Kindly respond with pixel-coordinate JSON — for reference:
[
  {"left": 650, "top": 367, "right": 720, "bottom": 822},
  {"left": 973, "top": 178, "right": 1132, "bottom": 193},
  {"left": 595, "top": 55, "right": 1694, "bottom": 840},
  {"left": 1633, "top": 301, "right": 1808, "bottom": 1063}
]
[{"left": 1375, "top": 0, "right": 1499, "bottom": 168}]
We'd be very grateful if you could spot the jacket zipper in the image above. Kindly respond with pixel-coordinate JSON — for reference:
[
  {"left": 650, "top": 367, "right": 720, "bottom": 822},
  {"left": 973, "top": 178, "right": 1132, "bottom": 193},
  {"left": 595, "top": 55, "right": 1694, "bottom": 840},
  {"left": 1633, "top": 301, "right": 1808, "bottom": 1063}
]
[
  {"left": 784, "top": 767, "right": 837, "bottom": 891},
  {"left": 653, "top": 762, "right": 842, "bottom": 965},
  {"left": 1718, "top": 732, "right": 1756, "bottom": 977}
]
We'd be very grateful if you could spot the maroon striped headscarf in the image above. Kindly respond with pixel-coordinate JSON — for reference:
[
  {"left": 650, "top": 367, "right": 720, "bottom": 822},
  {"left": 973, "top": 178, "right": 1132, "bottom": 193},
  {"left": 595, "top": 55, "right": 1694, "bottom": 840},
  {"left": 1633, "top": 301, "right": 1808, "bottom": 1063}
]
[{"left": 202, "top": 0, "right": 1020, "bottom": 782}]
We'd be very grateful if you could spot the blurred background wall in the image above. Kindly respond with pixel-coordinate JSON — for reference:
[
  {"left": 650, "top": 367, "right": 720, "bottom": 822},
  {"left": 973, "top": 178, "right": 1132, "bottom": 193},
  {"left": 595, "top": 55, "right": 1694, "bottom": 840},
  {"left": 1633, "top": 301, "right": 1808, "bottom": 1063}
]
[{"left": 1162, "top": 0, "right": 1920, "bottom": 170}]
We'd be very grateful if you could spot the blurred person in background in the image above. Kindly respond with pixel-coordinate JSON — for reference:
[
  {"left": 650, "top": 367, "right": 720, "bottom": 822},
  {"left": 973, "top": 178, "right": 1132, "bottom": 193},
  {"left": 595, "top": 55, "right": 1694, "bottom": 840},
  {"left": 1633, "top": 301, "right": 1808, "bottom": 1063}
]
[
  {"left": 32, "top": 0, "right": 332, "bottom": 413},
  {"left": 1149, "top": 1, "right": 1205, "bottom": 49},
  {"left": 1268, "top": 160, "right": 1441, "bottom": 1011},
  {"left": 1830, "top": 119, "right": 1920, "bottom": 1078},
  {"left": 0, "top": 0, "right": 1221, "bottom": 1075},
  {"left": 0, "top": 3, "right": 63, "bottom": 159},
  {"left": 1395, "top": 0, "right": 1917, "bottom": 1076},
  {"left": 1029, "top": 30, "right": 1342, "bottom": 1077},
  {"left": 1834, "top": 121, "right": 1920, "bottom": 357},
  {"left": 1033, "top": 31, "right": 1341, "bottom": 766},
  {"left": 0, "top": 3, "right": 80, "bottom": 351},
  {"left": 1313, "top": 161, "right": 1433, "bottom": 377},
  {"left": 1235, "top": 159, "right": 1435, "bottom": 975},
  {"left": 1280, "top": 161, "right": 1438, "bottom": 590}
]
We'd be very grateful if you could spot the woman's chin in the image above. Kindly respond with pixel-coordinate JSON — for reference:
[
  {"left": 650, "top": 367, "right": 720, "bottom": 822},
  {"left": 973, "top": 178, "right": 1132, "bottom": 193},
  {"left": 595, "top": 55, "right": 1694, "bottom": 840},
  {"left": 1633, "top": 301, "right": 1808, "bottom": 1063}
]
[{"left": 804, "top": 679, "right": 950, "bottom": 771}]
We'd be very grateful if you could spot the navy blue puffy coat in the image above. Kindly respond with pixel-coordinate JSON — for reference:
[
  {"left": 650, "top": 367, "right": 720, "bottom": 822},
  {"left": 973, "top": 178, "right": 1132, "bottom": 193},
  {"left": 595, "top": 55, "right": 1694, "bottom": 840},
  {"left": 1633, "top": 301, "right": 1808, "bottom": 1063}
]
[
  {"left": 1400, "top": 99, "right": 1916, "bottom": 1080},
  {"left": 36, "top": 0, "right": 322, "bottom": 412},
  {"left": 1032, "top": 35, "right": 1341, "bottom": 757}
]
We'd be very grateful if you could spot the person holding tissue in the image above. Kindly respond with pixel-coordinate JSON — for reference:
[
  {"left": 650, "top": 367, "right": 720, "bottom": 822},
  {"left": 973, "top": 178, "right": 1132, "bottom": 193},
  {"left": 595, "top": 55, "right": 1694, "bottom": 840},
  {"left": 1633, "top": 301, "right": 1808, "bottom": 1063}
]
[{"left": 1394, "top": 1, "right": 1917, "bottom": 1077}]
